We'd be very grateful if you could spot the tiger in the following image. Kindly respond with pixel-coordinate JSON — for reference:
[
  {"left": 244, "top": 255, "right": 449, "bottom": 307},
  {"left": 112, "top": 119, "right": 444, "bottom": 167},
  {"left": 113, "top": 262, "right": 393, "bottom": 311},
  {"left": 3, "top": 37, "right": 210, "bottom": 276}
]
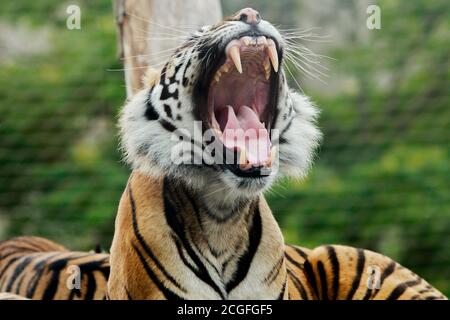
[
  {"left": 108, "top": 8, "right": 447, "bottom": 300},
  {"left": 0, "top": 236, "right": 109, "bottom": 300}
]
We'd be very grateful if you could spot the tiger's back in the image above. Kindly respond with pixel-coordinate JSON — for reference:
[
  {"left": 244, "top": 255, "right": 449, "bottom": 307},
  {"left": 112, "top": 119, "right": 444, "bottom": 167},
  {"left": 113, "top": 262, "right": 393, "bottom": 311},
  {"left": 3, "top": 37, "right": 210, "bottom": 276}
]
[
  {"left": 284, "top": 245, "right": 446, "bottom": 300},
  {"left": 0, "top": 236, "right": 109, "bottom": 300}
]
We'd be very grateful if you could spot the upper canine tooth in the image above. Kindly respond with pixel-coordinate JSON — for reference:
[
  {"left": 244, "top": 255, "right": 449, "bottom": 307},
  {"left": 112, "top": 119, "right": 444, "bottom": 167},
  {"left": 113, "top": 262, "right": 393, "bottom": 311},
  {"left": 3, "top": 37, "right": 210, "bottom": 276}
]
[
  {"left": 266, "top": 40, "right": 279, "bottom": 72},
  {"left": 229, "top": 46, "right": 242, "bottom": 74}
]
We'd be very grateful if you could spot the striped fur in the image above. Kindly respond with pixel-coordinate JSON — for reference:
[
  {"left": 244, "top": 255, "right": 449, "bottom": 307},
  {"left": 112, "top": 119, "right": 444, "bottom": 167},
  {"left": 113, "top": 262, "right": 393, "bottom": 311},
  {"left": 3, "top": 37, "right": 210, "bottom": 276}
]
[
  {"left": 0, "top": 237, "right": 109, "bottom": 300},
  {"left": 285, "top": 245, "right": 446, "bottom": 300},
  {"left": 108, "top": 172, "right": 447, "bottom": 300}
]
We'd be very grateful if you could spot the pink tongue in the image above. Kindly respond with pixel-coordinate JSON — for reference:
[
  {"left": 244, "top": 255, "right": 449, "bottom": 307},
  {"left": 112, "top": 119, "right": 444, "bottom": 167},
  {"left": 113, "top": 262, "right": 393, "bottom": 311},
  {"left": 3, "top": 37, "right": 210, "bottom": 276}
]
[{"left": 222, "top": 105, "right": 271, "bottom": 165}]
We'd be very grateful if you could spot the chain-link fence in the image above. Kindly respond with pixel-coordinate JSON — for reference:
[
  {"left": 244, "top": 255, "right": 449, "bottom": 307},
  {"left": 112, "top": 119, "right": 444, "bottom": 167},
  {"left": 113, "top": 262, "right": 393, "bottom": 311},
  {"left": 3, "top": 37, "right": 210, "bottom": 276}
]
[{"left": 0, "top": 0, "right": 448, "bottom": 295}]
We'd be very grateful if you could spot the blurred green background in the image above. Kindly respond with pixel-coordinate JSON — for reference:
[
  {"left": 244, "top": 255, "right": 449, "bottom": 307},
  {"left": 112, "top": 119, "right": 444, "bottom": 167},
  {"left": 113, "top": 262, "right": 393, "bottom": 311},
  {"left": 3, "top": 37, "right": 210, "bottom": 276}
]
[{"left": 0, "top": 1, "right": 448, "bottom": 295}]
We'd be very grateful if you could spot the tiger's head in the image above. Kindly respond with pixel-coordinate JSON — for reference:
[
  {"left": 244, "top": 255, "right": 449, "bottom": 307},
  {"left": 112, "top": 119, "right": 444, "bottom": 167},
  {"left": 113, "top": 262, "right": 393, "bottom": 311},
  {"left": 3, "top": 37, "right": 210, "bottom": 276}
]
[{"left": 120, "top": 8, "right": 321, "bottom": 211}]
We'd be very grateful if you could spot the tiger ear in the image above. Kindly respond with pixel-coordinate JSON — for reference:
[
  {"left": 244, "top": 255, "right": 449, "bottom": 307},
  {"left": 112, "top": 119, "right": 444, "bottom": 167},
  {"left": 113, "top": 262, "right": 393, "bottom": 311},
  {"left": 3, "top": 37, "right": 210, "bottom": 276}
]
[{"left": 142, "top": 67, "right": 161, "bottom": 89}]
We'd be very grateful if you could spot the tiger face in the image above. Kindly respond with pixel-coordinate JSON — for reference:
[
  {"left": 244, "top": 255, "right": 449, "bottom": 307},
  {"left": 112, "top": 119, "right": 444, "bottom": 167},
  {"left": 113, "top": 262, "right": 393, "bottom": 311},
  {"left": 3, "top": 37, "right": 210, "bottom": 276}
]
[{"left": 120, "top": 8, "right": 321, "bottom": 210}]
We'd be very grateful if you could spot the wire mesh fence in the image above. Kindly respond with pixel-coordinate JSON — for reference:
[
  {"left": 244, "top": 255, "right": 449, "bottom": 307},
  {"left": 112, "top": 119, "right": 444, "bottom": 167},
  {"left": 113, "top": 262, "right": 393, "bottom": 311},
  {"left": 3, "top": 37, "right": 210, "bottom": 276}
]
[{"left": 0, "top": 0, "right": 448, "bottom": 295}]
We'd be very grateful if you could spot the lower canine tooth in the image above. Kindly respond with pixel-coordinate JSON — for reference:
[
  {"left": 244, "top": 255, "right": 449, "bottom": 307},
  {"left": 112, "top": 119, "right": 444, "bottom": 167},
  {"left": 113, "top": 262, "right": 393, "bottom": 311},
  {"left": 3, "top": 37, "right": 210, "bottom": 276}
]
[
  {"left": 239, "top": 148, "right": 247, "bottom": 166},
  {"left": 269, "top": 146, "right": 277, "bottom": 165}
]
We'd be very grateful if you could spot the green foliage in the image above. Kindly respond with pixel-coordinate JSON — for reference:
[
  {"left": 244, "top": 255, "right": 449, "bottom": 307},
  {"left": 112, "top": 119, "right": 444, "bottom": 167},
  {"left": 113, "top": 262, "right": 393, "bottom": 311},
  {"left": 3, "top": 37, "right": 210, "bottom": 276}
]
[
  {"left": 0, "top": 1, "right": 127, "bottom": 249},
  {"left": 0, "top": 0, "right": 448, "bottom": 295}
]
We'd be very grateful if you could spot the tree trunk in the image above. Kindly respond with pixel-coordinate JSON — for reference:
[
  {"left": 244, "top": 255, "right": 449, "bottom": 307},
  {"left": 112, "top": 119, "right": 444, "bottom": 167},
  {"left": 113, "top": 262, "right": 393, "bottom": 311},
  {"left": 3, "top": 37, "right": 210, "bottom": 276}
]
[{"left": 113, "top": 0, "right": 222, "bottom": 98}]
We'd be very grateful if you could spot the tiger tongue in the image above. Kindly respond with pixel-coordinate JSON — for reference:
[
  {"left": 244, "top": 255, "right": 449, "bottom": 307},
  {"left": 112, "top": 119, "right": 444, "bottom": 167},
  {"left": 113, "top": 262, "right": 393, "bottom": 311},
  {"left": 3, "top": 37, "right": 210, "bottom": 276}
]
[{"left": 222, "top": 105, "right": 271, "bottom": 165}]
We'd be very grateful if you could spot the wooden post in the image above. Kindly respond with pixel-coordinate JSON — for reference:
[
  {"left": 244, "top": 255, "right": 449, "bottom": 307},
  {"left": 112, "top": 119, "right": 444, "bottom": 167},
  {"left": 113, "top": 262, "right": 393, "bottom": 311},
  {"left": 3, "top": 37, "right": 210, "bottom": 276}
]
[{"left": 113, "top": 0, "right": 222, "bottom": 98}]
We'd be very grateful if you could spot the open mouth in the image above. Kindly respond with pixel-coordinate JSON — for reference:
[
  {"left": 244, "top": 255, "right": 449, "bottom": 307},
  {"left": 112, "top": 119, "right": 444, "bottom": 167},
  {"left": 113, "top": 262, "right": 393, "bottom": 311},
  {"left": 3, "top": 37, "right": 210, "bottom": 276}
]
[{"left": 205, "top": 35, "right": 280, "bottom": 177}]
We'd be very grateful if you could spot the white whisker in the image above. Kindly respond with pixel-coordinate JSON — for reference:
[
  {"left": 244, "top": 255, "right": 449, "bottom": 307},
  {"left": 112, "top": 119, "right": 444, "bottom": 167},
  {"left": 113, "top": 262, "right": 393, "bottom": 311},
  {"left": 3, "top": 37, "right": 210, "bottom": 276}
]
[{"left": 284, "top": 62, "right": 305, "bottom": 94}]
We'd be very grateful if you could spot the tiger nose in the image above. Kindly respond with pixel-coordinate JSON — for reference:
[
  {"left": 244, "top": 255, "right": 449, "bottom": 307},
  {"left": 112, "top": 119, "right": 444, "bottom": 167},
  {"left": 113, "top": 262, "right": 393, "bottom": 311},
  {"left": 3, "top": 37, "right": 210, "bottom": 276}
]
[{"left": 238, "top": 8, "right": 261, "bottom": 25}]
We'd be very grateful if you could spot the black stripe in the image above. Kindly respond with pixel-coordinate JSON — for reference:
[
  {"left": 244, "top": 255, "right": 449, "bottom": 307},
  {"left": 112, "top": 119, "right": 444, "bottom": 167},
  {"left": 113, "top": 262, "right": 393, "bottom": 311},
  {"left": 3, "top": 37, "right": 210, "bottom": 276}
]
[
  {"left": 41, "top": 254, "right": 75, "bottom": 300},
  {"left": 159, "top": 119, "right": 177, "bottom": 132},
  {"left": 84, "top": 272, "right": 97, "bottom": 300},
  {"left": 0, "top": 257, "right": 21, "bottom": 288},
  {"left": 125, "top": 287, "right": 133, "bottom": 300},
  {"left": 5, "top": 256, "right": 34, "bottom": 292},
  {"left": 145, "top": 99, "right": 159, "bottom": 120},
  {"left": 285, "top": 252, "right": 304, "bottom": 271},
  {"left": 290, "top": 245, "right": 309, "bottom": 260},
  {"left": 42, "top": 268, "right": 63, "bottom": 300},
  {"left": 182, "top": 58, "right": 192, "bottom": 87},
  {"left": 15, "top": 272, "right": 27, "bottom": 294},
  {"left": 163, "top": 179, "right": 225, "bottom": 298},
  {"left": 171, "top": 184, "right": 221, "bottom": 275},
  {"left": 287, "top": 269, "right": 309, "bottom": 300},
  {"left": 346, "top": 248, "right": 365, "bottom": 300},
  {"left": 26, "top": 253, "right": 59, "bottom": 298},
  {"left": 173, "top": 236, "right": 201, "bottom": 277},
  {"left": 362, "top": 287, "right": 373, "bottom": 300},
  {"left": 129, "top": 186, "right": 186, "bottom": 292},
  {"left": 100, "top": 266, "right": 110, "bottom": 281},
  {"left": 386, "top": 278, "right": 422, "bottom": 300},
  {"left": 68, "top": 285, "right": 81, "bottom": 300},
  {"left": 370, "top": 261, "right": 397, "bottom": 299},
  {"left": 277, "top": 280, "right": 286, "bottom": 300},
  {"left": 277, "top": 116, "right": 294, "bottom": 144},
  {"left": 163, "top": 104, "right": 173, "bottom": 119},
  {"left": 326, "top": 246, "right": 340, "bottom": 300},
  {"left": 132, "top": 243, "right": 183, "bottom": 300},
  {"left": 160, "top": 86, "right": 179, "bottom": 100},
  {"left": 226, "top": 202, "right": 262, "bottom": 293},
  {"left": 317, "top": 261, "right": 329, "bottom": 300},
  {"left": 303, "top": 260, "right": 319, "bottom": 299},
  {"left": 264, "top": 255, "right": 284, "bottom": 285}
]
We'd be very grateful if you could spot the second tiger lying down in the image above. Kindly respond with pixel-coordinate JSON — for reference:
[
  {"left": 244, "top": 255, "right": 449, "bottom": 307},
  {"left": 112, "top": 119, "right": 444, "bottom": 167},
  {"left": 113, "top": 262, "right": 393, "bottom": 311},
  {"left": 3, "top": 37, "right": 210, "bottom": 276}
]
[{"left": 0, "top": 236, "right": 109, "bottom": 299}]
